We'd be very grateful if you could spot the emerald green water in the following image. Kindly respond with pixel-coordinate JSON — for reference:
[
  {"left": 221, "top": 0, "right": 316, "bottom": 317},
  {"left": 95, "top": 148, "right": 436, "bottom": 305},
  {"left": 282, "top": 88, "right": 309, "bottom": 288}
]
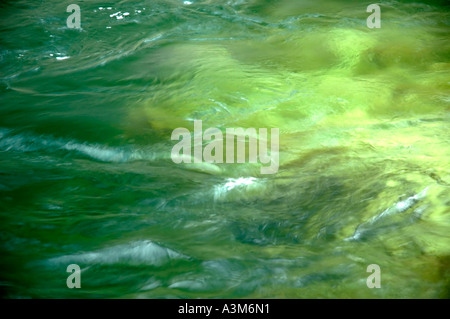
[{"left": 0, "top": 0, "right": 449, "bottom": 298}]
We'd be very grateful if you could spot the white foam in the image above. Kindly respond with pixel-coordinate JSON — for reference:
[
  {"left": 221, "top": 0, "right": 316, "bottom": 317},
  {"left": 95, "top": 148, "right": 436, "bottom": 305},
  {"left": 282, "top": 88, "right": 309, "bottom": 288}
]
[
  {"left": 48, "top": 240, "right": 188, "bottom": 266},
  {"left": 346, "top": 187, "right": 429, "bottom": 241},
  {"left": 223, "top": 177, "right": 257, "bottom": 191},
  {"left": 214, "top": 177, "right": 259, "bottom": 200},
  {"left": 370, "top": 187, "right": 428, "bottom": 223},
  {"left": 0, "top": 128, "right": 159, "bottom": 163},
  {"left": 168, "top": 280, "right": 205, "bottom": 291}
]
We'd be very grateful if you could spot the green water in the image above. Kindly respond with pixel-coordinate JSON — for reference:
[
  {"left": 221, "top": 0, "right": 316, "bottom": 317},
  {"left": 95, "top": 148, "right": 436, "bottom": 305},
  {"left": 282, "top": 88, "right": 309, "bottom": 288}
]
[{"left": 0, "top": 0, "right": 449, "bottom": 298}]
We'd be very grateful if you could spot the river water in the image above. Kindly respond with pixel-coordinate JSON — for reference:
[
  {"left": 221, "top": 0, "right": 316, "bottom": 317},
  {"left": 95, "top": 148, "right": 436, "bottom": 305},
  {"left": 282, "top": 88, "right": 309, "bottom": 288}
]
[{"left": 0, "top": 0, "right": 449, "bottom": 298}]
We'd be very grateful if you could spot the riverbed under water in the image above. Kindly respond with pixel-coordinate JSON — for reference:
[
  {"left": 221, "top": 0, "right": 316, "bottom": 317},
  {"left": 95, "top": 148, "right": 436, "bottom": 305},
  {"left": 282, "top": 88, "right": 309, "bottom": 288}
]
[{"left": 0, "top": 0, "right": 449, "bottom": 298}]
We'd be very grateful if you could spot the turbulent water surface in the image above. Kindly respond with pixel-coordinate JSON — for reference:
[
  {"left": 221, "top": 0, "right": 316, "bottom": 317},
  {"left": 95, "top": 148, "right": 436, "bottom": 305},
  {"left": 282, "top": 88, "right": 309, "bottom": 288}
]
[{"left": 0, "top": 0, "right": 449, "bottom": 298}]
